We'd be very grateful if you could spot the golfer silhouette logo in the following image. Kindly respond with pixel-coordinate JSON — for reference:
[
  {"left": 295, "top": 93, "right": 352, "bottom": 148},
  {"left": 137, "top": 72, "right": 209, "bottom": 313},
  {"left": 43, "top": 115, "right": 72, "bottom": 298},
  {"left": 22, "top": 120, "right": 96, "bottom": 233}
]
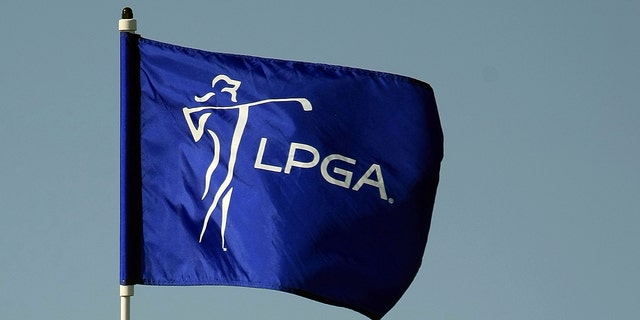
[{"left": 183, "top": 74, "right": 312, "bottom": 251}]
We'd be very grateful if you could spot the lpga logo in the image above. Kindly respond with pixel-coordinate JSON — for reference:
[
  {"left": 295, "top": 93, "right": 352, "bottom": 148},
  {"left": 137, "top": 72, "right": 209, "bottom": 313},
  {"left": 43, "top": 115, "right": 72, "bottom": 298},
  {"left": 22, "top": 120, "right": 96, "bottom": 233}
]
[
  {"left": 184, "top": 74, "right": 392, "bottom": 251},
  {"left": 183, "top": 75, "right": 312, "bottom": 251}
]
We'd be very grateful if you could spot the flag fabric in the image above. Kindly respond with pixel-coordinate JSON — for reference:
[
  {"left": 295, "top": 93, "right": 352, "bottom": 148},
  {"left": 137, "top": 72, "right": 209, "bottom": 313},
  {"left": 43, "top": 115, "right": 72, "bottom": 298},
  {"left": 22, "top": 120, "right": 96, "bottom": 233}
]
[{"left": 120, "top": 31, "right": 443, "bottom": 319}]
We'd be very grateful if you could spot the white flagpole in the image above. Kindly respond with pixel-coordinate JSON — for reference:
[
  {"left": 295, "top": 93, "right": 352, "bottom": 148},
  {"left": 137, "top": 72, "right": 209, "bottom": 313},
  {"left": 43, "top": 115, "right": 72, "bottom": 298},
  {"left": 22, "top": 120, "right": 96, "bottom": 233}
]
[
  {"left": 119, "top": 7, "right": 136, "bottom": 320},
  {"left": 120, "top": 285, "right": 134, "bottom": 320}
]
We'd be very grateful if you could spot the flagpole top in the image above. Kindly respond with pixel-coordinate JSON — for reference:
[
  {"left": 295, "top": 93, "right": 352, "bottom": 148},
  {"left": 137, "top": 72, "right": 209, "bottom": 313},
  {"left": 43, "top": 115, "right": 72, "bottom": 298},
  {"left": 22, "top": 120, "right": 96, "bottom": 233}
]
[
  {"left": 122, "top": 7, "right": 133, "bottom": 19},
  {"left": 119, "top": 7, "right": 137, "bottom": 33}
]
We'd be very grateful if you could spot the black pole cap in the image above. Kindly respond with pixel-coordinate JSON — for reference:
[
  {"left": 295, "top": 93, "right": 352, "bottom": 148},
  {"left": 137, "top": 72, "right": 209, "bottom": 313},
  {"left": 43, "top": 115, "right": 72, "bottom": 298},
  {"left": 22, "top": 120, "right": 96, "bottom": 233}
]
[{"left": 122, "top": 7, "right": 133, "bottom": 19}]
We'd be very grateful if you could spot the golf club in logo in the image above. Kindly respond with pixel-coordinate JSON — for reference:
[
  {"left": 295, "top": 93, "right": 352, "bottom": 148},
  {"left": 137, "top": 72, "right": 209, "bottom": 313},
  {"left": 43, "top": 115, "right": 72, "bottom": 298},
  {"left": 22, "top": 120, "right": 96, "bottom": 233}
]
[{"left": 183, "top": 74, "right": 312, "bottom": 251}]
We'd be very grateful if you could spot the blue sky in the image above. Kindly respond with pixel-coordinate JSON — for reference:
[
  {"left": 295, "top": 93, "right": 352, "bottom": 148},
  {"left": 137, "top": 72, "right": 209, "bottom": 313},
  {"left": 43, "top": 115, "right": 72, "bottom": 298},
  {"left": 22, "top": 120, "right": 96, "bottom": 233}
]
[{"left": 1, "top": 1, "right": 638, "bottom": 319}]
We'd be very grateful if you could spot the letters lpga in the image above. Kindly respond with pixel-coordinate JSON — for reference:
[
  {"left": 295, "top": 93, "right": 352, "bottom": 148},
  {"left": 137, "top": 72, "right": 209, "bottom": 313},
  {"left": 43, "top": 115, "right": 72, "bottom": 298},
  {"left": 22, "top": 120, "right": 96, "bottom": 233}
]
[{"left": 254, "top": 137, "right": 390, "bottom": 203}]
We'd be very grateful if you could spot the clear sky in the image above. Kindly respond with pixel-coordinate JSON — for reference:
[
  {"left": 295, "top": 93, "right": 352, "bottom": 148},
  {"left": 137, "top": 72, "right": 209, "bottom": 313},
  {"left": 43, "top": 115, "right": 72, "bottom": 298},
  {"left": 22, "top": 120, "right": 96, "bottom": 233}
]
[{"left": 1, "top": 1, "right": 638, "bottom": 319}]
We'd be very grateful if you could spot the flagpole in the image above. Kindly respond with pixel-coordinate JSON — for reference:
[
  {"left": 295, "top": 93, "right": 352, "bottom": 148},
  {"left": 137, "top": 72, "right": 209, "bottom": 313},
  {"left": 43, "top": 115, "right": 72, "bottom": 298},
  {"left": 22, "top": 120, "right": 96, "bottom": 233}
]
[
  {"left": 120, "top": 285, "right": 134, "bottom": 320},
  {"left": 119, "top": 7, "right": 137, "bottom": 320}
]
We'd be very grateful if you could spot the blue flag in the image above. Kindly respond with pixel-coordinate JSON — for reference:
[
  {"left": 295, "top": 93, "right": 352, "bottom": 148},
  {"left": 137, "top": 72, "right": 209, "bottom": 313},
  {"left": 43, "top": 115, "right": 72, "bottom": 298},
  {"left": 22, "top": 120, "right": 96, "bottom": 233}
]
[{"left": 120, "top": 32, "right": 443, "bottom": 319}]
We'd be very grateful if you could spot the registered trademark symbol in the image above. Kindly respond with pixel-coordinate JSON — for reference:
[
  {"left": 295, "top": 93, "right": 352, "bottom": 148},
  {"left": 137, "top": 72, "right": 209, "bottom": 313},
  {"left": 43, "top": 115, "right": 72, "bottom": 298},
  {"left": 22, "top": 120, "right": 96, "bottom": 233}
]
[{"left": 388, "top": 198, "right": 394, "bottom": 204}]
